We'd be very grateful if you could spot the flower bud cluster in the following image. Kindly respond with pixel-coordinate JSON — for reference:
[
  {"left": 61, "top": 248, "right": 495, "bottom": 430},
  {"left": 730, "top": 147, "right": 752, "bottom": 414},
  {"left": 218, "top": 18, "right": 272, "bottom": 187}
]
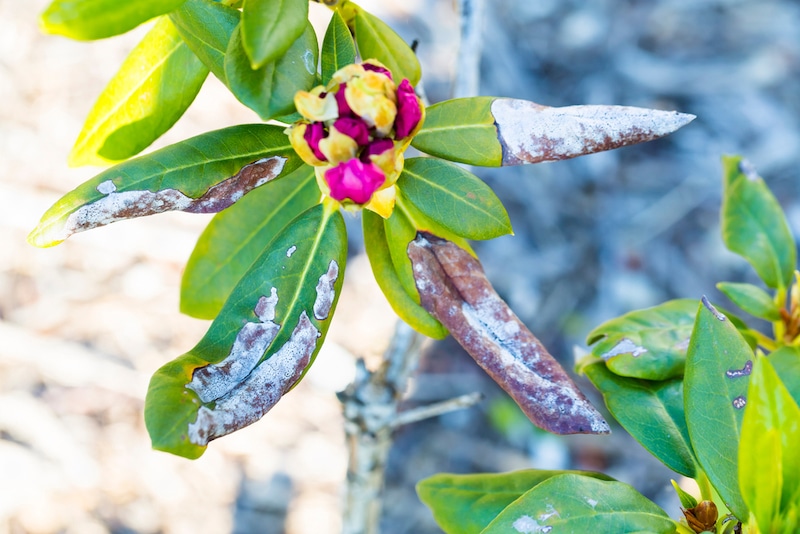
[{"left": 286, "top": 60, "right": 424, "bottom": 217}]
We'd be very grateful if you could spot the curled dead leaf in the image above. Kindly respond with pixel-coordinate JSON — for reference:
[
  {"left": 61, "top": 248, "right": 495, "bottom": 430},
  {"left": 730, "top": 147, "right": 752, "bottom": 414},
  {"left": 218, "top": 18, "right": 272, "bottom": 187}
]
[{"left": 407, "top": 232, "right": 609, "bottom": 434}]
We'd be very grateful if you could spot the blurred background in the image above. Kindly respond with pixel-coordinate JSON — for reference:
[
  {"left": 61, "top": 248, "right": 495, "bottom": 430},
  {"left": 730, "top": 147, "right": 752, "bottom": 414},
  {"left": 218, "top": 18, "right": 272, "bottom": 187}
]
[{"left": 3, "top": 0, "right": 800, "bottom": 532}]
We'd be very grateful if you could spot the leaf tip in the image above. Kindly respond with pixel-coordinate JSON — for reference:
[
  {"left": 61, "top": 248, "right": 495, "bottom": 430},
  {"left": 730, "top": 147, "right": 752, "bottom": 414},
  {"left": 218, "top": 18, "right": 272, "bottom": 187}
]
[{"left": 701, "top": 295, "right": 726, "bottom": 321}]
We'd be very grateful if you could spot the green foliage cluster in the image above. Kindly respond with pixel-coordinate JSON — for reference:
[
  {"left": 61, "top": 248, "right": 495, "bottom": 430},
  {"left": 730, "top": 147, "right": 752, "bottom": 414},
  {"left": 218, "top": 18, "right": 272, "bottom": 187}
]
[{"left": 419, "top": 157, "right": 800, "bottom": 534}]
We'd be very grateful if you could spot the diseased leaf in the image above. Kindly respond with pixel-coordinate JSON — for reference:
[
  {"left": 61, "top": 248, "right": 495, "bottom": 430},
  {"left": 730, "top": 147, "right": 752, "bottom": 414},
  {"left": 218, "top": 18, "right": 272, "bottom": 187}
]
[
  {"left": 685, "top": 297, "right": 752, "bottom": 520},
  {"left": 362, "top": 209, "right": 447, "bottom": 339},
  {"left": 29, "top": 124, "right": 302, "bottom": 247},
  {"left": 717, "top": 281, "right": 781, "bottom": 322},
  {"left": 586, "top": 299, "right": 697, "bottom": 380},
  {"left": 225, "top": 22, "right": 318, "bottom": 120},
  {"left": 241, "top": 0, "right": 308, "bottom": 69},
  {"left": 321, "top": 9, "right": 356, "bottom": 84},
  {"left": 171, "top": 0, "right": 240, "bottom": 83},
  {"left": 407, "top": 233, "right": 609, "bottom": 435},
  {"left": 146, "top": 204, "right": 346, "bottom": 458},
  {"left": 412, "top": 97, "right": 694, "bottom": 167},
  {"left": 417, "top": 470, "right": 614, "bottom": 534},
  {"left": 580, "top": 359, "right": 697, "bottom": 477},
  {"left": 739, "top": 357, "right": 800, "bottom": 532},
  {"left": 354, "top": 8, "right": 420, "bottom": 85},
  {"left": 68, "top": 17, "right": 208, "bottom": 167},
  {"left": 481, "top": 474, "right": 675, "bottom": 534},
  {"left": 721, "top": 156, "right": 796, "bottom": 290},
  {"left": 41, "top": 0, "right": 188, "bottom": 40},
  {"left": 181, "top": 165, "right": 320, "bottom": 320},
  {"left": 769, "top": 346, "right": 800, "bottom": 406},
  {"left": 397, "top": 158, "right": 512, "bottom": 241}
]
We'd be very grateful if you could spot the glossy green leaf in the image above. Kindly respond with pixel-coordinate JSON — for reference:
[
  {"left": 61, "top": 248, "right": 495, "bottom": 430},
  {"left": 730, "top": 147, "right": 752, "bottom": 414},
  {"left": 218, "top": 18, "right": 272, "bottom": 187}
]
[
  {"left": 225, "top": 22, "right": 318, "bottom": 120},
  {"left": 362, "top": 209, "right": 447, "bottom": 339},
  {"left": 321, "top": 9, "right": 356, "bottom": 84},
  {"left": 717, "top": 281, "right": 781, "bottom": 322},
  {"left": 241, "top": 0, "right": 308, "bottom": 69},
  {"left": 412, "top": 97, "right": 502, "bottom": 166},
  {"left": 146, "top": 203, "right": 347, "bottom": 458},
  {"left": 586, "top": 299, "right": 698, "bottom": 380},
  {"left": 353, "top": 8, "right": 420, "bottom": 85},
  {"left": 482, "top": 474, "right": 675, "bottom": 534},
  {"left": 29, "top": 124, "right": 301, "bottom": 247},
  {"left": 41, "top": 0, "right": 188, "bottom": 40},
  {"left": 417, "top": 470, "right": 614, "bottom": 534},
  {"left": 769, "top": 346, "right": 800, "bottom": 406},
  {"left": 739, "top": 357, "right": 800, "bottom": 531},
  {"left": 671, "top": 479, "right": 698, "bottom": 509},
  {"left": 685, "top": 298, "right": 753, "bottom": 520},
  {"left": 580, "top": 359, "right": 697, "bottom": 477},
  {"left": 171, "top": 0, "right": 240, "bottom": 83},
  {"left": 721, "top": 156, "right": 795, "bottom": 290},
  {"left": 68, "top": 18, "right": 208, "bottom": 167},
  {"left": 384, "top": 191, "right": 474, "bottom": 305},
  {"left": 181, "top": 165, "right": 320, "bottom": 320},
  {"left": 397, "top": 158, "right": 512, "bottom": 241}
]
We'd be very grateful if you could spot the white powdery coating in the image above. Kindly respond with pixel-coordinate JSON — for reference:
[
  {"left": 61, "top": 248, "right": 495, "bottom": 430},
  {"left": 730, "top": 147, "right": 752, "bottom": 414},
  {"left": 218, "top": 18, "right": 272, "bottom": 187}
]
[
  {"left": 513, "top": 516, "right": 552, "bottom": 533},
  {"left": 602, "top": 338, "right": 648, "bottom": 360},
  {"left": 188, "top": 312, "right": 321, "bottom": 445},
  {"left": 491, "top": 98, "right": 695, "bottom": 165},
  {"left": 585, "top": 497, "right": 598, "bottom": 509},
  {"left": 187, "top": 288, "right": 280, "bottom": 403},
  {"left": 313, "top": 260, "right": 339, "bottom": 321},
  {"left": 461, "top": 296, "right": 610, "bottom": 434},
  {"left": 286, "top": 245, "right": 297, "bottom": 258}
]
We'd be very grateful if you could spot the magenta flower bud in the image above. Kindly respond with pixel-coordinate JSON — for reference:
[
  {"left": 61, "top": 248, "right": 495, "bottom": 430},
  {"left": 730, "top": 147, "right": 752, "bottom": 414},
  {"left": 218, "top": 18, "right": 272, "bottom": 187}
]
[
  {"left": 363, "top": 62, "right": 393, "bottom": 80},
  {"left": 325, "top": 159, "right": 386, "bottom": 204},
  {"left": 304, "top": 122, "right": 327, "bottom": 161},
  {"left": 395, "top": 79, "right": 422, "bottom": 139},
  {"left": 335, "top": 84, "right": 354, "bottom": 117},
  {"left": 334, "top": 118, "right": 370, "bottom": 146},
  {"left": 361, "top": 138, "right": 394, "bottom": 162}
]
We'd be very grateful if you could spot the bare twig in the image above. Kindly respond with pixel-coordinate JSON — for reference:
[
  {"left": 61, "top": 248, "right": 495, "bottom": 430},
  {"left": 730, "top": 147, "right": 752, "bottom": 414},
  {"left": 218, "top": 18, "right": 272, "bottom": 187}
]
[
  {"left": 454, "top": 0, "right": 485, "bottom": 98},
  {"left": 390, "top": 392, "right": 484, "bottom": 429}
]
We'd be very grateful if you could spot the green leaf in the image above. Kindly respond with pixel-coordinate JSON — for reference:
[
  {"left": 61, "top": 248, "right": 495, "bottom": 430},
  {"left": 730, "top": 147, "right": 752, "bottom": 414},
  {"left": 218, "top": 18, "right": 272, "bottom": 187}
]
[
  {"left": 580, "top": 359, "right": 697, "bottom": 477},
  {"left": 417, "top": 470, "right": 614, "bottom": 534},
  {"left": 29, "top": 124, "right": 302, "bottom": 247},
  {"left": 362, "top": 209, "right": 447, "bottom": 339},
  {"left": 481, "top": 474, "right": 675, "bottom": 534},
  {"left": 721, "top": 156, "right": 796, "bottom": 290},
  {"left": 353, "top": 8, "right": 420, "bottom": 85},
  {"left": 321, "top": 9, "right": 356, "bottom": 84},
  {"left": 397, "top": 158, "right": 512, "bottom": 241},
  {"left": 171, "top": 0, "right": 240, "bottom": 84},
  {"left": 225, "top": 22, "right": 318, "bottom": 120},
  {"left": 41, "top": 0, "right": 188, "bottom": 40},
  {"left": 146, "top": 203, "right": 347, "bottom": 458},
  {"left": 586, "top": 299, "right": 698, "bottom": 380},
  {"left": 412, "top": 97, "right": 502, "bottom": 167},
  {"left": 717, "top": 281, "right": 781, "bottom": 322},
  {"left": 685, "top": 297, "right": 753, "bottom": 520},
  {"left": 671, "top": 479, "right": 698, "bottom": 509},
  {"left": 739, "top": 357, "right": 800, "bottom": 531},
  {"left": 241, "top": 0, "right": 308, "bottom": 69},
  {"left": 68, "top": 17, "right": 208, "bottom": 167},
  {"left": 769, "top": 347, "right": 800, "bottom": 406},
  {"left": 181, "top": 164, "right": 320, "bottom": 320}
]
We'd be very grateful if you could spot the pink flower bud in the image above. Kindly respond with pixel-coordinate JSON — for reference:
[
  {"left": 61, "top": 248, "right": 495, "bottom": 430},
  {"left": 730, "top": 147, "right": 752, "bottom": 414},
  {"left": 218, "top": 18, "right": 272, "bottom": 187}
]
[
  {"left": 304, "top": 122, "right": 327, "bottom": 161},
  {"left": 335, "top": 84, "right": 354, "bottom": 117},
  {"left": 361, "top": 138, "right": 394, "bottom": 162},
  {"left": 325, "top": 159, "right": 386, "bottom": 205},
  {"left": 395, "top": 79, "right": 422, "bottom": 139},
  {"left": 333, "top": 118, "right": 369, "bottom": 146},
  {"left": 363, "top": 62, "right": 393, "bottom": 80}
]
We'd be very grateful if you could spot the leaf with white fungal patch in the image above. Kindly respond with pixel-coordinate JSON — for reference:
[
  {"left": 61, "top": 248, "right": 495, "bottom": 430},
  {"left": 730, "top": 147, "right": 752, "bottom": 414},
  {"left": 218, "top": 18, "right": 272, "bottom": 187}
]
[
  {"left": 28, "top": 124, "right": 302, "bottom": 248},
  {"left": 407, "top": 232, "right": 609, "bottom": 435},
  {"left": 145, "top": 203, "right": 346, "bottom": 459},
  {"left": 685, "top": 297, "right": 754, "bottom": 520},
  {"left": 412, "top": 97, "right": 695, "bottom": 167}
]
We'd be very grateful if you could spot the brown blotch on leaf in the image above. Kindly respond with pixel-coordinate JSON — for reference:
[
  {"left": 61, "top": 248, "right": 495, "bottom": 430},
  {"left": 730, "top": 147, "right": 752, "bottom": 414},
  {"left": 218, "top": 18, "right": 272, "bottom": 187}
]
[
  {"left": 183, "top": 157, "right": 287, "bottom": 213},
  {"left": 407, "top": 232, "right": 610, "bottom": 435}
]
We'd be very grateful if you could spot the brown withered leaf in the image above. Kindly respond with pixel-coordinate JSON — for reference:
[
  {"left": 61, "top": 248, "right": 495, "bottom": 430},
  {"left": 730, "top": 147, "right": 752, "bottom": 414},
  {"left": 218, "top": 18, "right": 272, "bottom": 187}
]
[
  {"left": 407, "top": 233, "right": 610, "bottom": 435},
  {"left": 491, "top": 98, "right": 695, "bottom": 166}
]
